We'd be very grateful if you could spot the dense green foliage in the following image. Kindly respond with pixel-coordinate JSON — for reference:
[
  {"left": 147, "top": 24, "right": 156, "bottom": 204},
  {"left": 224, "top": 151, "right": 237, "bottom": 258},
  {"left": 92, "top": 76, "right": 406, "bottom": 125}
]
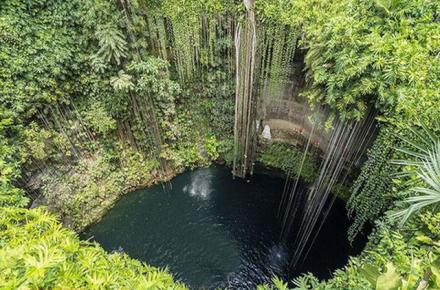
[
  {"left": 40, "top": 147, "right": 160, "bottom": 231},
  {"left": 257, "top": 0, "right": 440, "bottom": 123},
  {"left": 260, "top": 123, "right": 440, "bottom": 288},
  {"left": 0, "top": 207, "right": 186, "bottom": 289},
  {"left": 258, "top": 141, "right": 319, "bottom": 182},
  {"left": 313, "top": 212, "right": 439, "bottom": 289},
  {"left": 1, "top": 0, "right": 439, "bottom": 289},
  {"left": 0, "top": 0, "right": 234, "bottom": 226},
  {"left": 0, "top": 0, "right": 234, "bottom": 287},
  {"left": 347, "top": 126, "right": 398, "bottom": 241},
  {"left": 260, "top": 212, "right": 440, "bottom": 289},
  {"left": 0, "top": 119, "right": 27, "bottom": 207},
  {"left": 254, "top": 1, "right": 440, "bottom": 288},
  {"left": 389, "top": 123, "right": 440, "bottom": 225}
]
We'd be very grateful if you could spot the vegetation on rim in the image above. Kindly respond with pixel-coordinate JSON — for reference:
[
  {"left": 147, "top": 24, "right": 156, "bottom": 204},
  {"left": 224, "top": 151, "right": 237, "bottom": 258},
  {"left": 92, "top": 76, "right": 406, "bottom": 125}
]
[{"left": 0, "top": 0, "right": 439, "bottom": 288}]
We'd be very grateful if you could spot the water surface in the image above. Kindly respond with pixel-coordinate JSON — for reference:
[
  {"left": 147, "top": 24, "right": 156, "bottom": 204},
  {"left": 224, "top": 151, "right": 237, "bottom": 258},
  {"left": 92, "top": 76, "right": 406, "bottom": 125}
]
[{"left": 82, "top": 166, "right": 366, "bottom": 289}]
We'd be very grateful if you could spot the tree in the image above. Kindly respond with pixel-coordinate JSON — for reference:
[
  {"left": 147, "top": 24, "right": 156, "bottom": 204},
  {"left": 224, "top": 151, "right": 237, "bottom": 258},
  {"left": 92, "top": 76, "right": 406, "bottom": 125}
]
[{"left": 94, "top": 25, "right": 128, "bottom": 65}]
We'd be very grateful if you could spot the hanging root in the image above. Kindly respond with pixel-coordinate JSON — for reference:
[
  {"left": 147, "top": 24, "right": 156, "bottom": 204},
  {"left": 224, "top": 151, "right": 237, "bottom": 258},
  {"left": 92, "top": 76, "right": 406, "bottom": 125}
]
[{"left": 233, "top": 0, "right": 257, "bottom": 178}]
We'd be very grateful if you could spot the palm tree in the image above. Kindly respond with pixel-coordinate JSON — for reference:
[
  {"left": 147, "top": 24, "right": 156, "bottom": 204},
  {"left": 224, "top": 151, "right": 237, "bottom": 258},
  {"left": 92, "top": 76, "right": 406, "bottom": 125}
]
[
  {"left": 95, "top": 25, "right": 128, "bottom": 65},
  {"left": 389, "top": 123, "right": 440, "bottom": 225}
]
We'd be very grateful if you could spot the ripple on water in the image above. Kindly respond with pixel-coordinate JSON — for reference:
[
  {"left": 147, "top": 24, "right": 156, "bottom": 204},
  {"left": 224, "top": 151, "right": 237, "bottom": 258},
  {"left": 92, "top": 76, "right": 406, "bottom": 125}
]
[{"left": 82, "top": 166, "right": 367, "bottom": 289}]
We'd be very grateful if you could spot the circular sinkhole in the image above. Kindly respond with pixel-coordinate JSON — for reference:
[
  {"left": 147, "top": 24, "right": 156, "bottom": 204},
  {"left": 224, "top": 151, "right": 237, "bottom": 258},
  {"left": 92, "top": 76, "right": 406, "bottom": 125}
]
[{"left": 81, "top": 166, "right": 368, "bottom": 289}]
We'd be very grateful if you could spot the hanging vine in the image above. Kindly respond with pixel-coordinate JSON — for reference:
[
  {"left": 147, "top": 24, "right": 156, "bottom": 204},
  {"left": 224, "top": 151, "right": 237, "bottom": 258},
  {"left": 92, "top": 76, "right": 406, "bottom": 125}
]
[
  {"left": 347, "top": 125, "right": 399, "bottom": 242},
  {"left": 232, "top": 0, "right": 258, "bottom": 178},
  {"left": 259, "top": 23, "right": 297, "bottom": 99}
]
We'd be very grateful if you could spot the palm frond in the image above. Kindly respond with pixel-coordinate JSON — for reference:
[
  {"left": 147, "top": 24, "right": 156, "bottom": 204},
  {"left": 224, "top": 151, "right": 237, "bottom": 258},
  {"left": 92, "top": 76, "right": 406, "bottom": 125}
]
[{"left": 390, "top": 140, "right": 440, "bottom": 225}]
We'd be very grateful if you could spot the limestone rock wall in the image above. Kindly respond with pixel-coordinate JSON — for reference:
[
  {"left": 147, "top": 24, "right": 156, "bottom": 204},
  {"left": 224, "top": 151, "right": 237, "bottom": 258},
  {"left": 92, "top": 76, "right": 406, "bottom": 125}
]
[{"left": 257, "top": 51, "right": 331, "bottom": 152}]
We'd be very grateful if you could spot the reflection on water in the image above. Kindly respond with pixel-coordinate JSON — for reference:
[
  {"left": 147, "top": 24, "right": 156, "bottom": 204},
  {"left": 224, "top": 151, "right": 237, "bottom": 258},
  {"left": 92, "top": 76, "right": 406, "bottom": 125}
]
[
  {"left": 268, "top": 243, "right": 289, "bottom": 272},
  {"left": 82, "top": 166, "right": 367, "bottom": 289}
]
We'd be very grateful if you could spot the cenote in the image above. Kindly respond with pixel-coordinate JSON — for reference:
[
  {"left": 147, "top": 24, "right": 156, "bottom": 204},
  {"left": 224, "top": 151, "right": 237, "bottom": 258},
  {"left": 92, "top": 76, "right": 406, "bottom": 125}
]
[{"left": 82, "top": 166, "right": 368, "bottom": 289}]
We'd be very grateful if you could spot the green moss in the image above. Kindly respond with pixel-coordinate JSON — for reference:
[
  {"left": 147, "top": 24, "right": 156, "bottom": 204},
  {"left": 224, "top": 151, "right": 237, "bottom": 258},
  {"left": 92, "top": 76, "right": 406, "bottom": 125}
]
[
  {"left": 257, "top": 141, "right": 319, "bottom": 183},
  {"left": 257, "top": 140, "right": 352, "bottom": 201},
  {"left": 218, "top": 138, "right": 235, "bottom": 166},
  {"left": 40, "top": 146, "right": 160, "bottom": 232}
]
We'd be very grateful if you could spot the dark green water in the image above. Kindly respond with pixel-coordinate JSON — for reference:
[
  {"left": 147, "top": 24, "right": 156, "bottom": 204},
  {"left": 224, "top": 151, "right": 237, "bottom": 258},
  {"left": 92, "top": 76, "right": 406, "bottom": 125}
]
[{"left": 82, "top": 166, "right": 366, "bottom": 289}]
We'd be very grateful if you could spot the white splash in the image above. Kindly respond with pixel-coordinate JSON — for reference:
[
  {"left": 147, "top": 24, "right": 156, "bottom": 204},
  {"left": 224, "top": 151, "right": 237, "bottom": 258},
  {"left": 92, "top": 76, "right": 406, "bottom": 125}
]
[{"left": 186, "top": 170, "right": 213, "bottom": 200}]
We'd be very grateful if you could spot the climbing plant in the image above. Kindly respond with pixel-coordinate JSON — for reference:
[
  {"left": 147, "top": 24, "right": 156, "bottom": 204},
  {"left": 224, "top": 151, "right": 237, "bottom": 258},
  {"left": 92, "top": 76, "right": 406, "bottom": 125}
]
[
  {"left": 1, "top": 0, "right": 440, "bottom": 289},
  {"left": 254, "top": 0, "right": 440, "bottom": 124},
  {"left": 347, "top": 126, "right": 399, "bottom": 242}
]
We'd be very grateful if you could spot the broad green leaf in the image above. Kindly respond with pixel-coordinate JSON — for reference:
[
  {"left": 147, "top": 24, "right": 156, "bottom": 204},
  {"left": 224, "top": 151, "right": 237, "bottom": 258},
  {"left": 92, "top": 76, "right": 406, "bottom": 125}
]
[
  {"left": 361, "top": 263, "right": 380, "bottom": 286},
  {"left": 376, "top": 263, "right": 401, "bottom": 290}
]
